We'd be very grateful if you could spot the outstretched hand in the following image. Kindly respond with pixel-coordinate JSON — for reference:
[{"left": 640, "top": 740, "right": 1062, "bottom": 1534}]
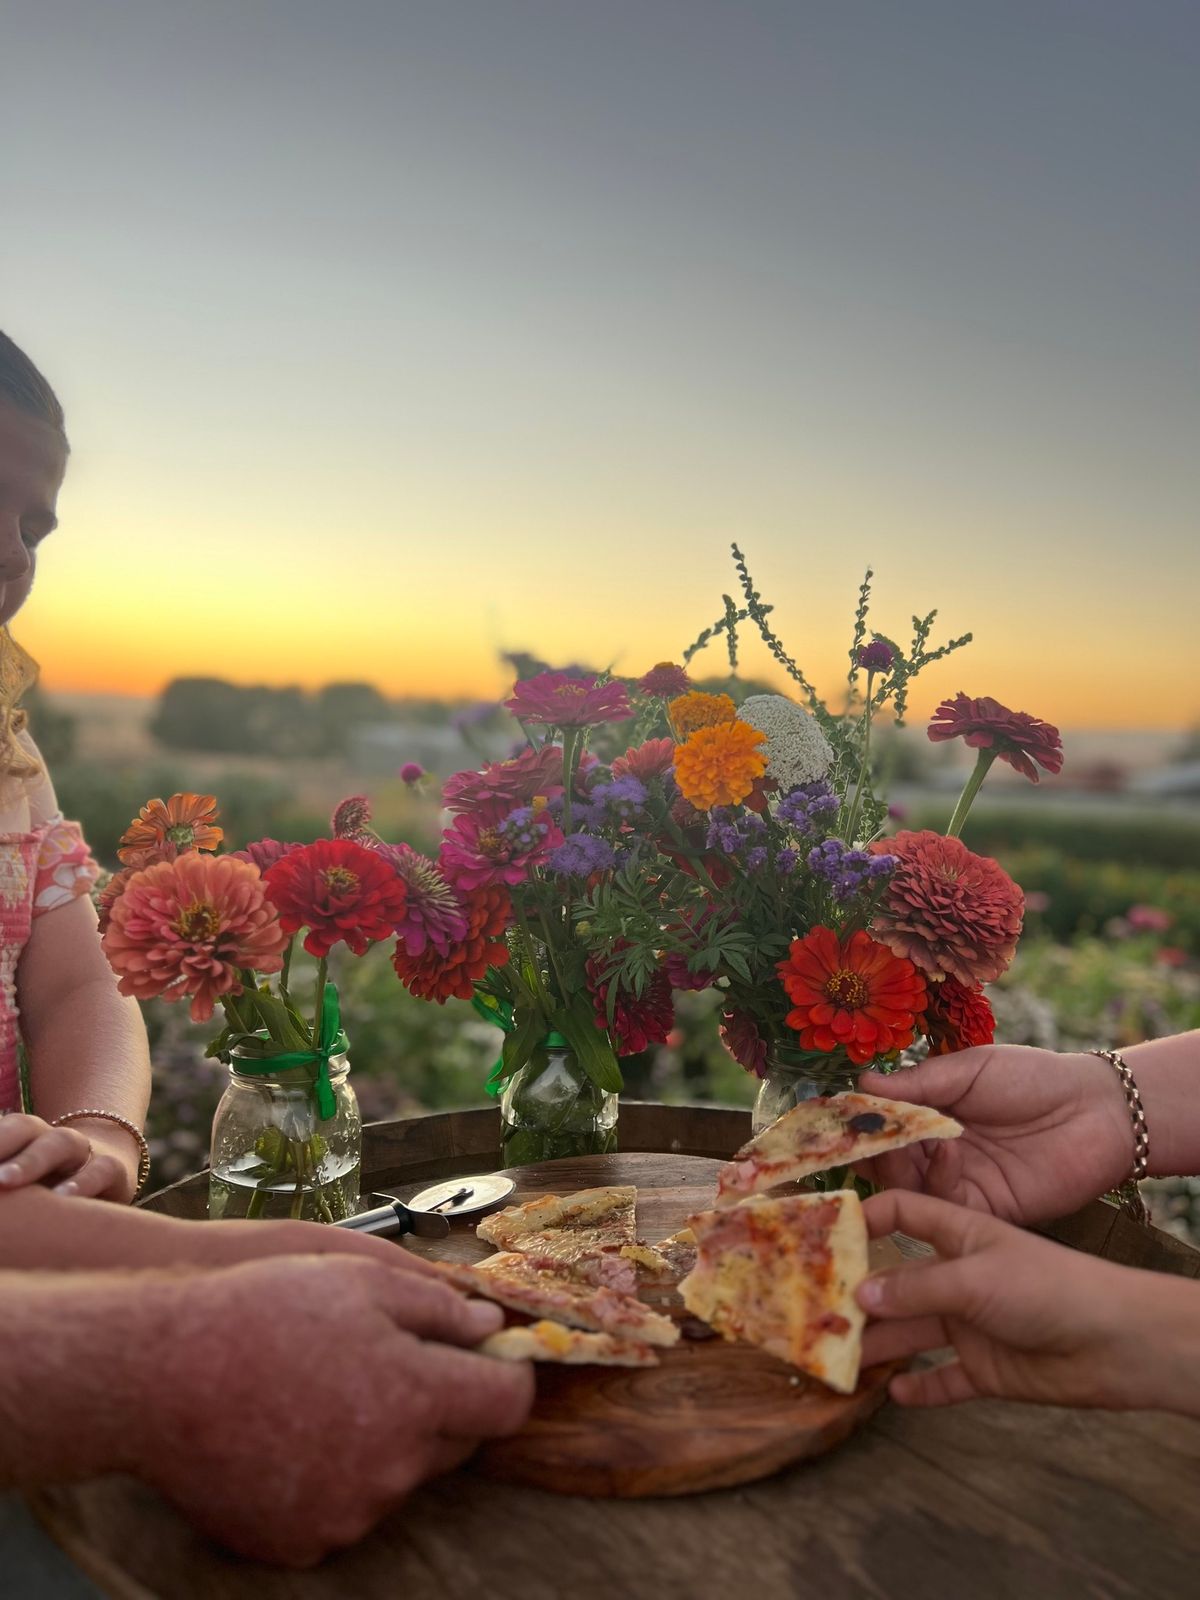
[
  {"left": 857, "top": 1045, "right": 1135, "bottom": 1226},
  {"left": 858, "top": 1190, "right": 1199, "bottom": 1414}
]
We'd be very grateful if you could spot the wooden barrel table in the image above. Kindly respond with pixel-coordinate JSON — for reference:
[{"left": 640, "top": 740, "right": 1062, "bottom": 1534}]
[{"left": 29, "top": 1103, "right": 1200, "bottom": 1600}]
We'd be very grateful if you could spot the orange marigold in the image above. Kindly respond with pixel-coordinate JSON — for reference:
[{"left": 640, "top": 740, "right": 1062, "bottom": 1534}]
[
  {"left": 118, "top": 793, "right": 223, "bottom": 868},
  {"left": 778, "top": 926, "right": 927, "bottom": 1066},
  {"left": 668, "top": 690, "right": 737, "bottom": 738},
  {"left": 673, "top": 721, "right": 767, "bottom": 810}
]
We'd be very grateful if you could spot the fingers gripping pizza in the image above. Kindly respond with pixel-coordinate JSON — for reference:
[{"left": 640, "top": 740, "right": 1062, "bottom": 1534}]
[
  {"left": 679, "top": 1191, "right": 869, "bottom": 1393},
  {"left": 716, "top": 1092, "right": 961, "bottom": 1206}
]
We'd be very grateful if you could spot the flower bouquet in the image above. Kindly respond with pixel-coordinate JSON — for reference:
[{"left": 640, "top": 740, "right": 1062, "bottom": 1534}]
[
  {"left": 99, "top": 795, "right": 415, "bottom": 1219},
  {"left": 395, "top": 544, "right": 1062, "bottom": 1167}
]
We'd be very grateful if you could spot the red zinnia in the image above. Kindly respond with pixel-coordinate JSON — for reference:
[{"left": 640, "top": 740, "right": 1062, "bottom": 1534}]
[
  {"left": 264, "top": 838, "right": 409, "bottom": 958},
  {"left": 870, "top": 830, "right": 1024, "bottom": 987},
  {"left": 392, "top": 882, "right": 512, "bottom": 1003},
  {"left": 778, "top": 926, "right": 927, "bottom": 1066},
  {"left": 927, "top": 693, "right": 1063, "bottom": 783},
  {"left": 924, "top": 976, "right": 996, "bottom": 1055},
  {"left": 611, "top": 738, "right": 677, "bottom": 783},
  {"left": 586, "top": 950, "right": 675, "bottom": 1056}
]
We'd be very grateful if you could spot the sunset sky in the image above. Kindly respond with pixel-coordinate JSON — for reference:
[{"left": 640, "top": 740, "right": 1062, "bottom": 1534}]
[{"left": 3, "top": 1, "right": 1197, "bottom": 727}]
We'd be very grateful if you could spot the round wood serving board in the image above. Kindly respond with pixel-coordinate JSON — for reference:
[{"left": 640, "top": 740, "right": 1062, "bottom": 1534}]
[{"left": 392, "top": 1151, "right": 899, "bottom": 1498}]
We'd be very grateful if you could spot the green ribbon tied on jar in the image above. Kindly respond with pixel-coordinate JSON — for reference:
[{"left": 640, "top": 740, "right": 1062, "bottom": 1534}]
[{"left": 233, "top": 982, "right": 348, "bottom": 1120}]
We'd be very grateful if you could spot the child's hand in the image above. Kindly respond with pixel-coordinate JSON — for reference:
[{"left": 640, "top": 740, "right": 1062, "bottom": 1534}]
[
  {"left": 858, "top": 1189, "right": 1200, "bottom": 1415},
  {"left": 0, "top": 1113, "right": 133, "bottom": 1201}
]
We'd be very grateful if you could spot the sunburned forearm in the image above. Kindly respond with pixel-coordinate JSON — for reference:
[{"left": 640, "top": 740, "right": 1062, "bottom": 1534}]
[
  {"left": 1123, "top": 1032, "right": 1200, "bottom": 1177},
  {"left": 0, "top": 1271, "right": 165, "bottom": 1486},
  {"left": 0, "top": 1186, "right": 205, "bottom": 1271}
]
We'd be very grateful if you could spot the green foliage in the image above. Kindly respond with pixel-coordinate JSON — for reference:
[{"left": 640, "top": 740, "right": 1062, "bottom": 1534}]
[
  {"left": 1002, "top": 847, "right": 1200, "bottom": 955},
  {"left": 150, "top": 676, "right": 393, "bottom": 758},
  {"left": 905, "top": 801, "right": 1200, "bottom": 871}
]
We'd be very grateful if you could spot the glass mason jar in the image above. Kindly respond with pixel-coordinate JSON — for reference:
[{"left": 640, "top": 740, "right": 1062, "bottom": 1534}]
[
  {"left": 500, "top": 1037, "right": 618, "bottom": 1168},
  {"left": 208, "top": 1050, "right": 361, "bottom": 1222},
  {"left": 752, "top": 1043, "right": 860, "bottom": 1135}
]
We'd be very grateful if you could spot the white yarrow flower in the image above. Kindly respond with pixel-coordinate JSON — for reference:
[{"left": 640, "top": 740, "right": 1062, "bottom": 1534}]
[{"left": 737, "top": 694, "right": 833, "bottom": 790}]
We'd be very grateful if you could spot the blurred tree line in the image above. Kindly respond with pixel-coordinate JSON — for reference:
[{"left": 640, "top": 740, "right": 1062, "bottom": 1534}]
[{"left": 149, "top": 678, "right": 394, "bottom": 757}]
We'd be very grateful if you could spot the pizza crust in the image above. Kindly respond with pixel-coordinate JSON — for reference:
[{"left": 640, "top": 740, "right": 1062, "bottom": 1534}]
[{"left": 478, "top": 1320, "right": 659, "bottom": 1367}]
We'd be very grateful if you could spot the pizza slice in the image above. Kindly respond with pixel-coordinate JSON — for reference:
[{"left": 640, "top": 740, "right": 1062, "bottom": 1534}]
[
  {"left": 716, "top": 1092, "right": 961, "bottom": 1206},
  {"left": 432, "top": 1252, "right": 679, "bottom": 1347},
  {"left": 475, "top": 1185, "right": 638, "bottom": 1255},
  {"left": 679, "top": 1190, "right": 868, "bottom": 1393},
  {"left": 620, "top": 1228, "right": 698, "bottom": 1280},
  {"left": 478, "top": 1320, "right": 659, "bottom": 1367}
]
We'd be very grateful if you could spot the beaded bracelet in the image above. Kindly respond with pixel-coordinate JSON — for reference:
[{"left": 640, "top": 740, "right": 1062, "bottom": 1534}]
[
  {"left": 51, "top": 1109, "right": 151, "bottom": 1200},
  {"left": 1090, "top": 1048, "right": 1150, "bottom": 1182}
]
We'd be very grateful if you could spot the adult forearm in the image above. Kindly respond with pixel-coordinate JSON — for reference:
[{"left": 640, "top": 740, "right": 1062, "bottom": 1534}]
[
  {"left": 24, "top": 978, "right": 151, "bottom": 1129},
  {"left": 0, "top": 1272, "right": 168, "bottom": 1486},
  {"left": 1123, "top": 1032, "right": 1200, "bottom": 1178}
]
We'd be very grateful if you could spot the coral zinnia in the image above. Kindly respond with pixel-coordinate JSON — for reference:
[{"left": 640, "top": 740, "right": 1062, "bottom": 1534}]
[
  {"left": 439, "top": 806, "right": 563, "bottom": 893},
  {"left": 924, "top": 976, "right": 996, "bottom": 1055},
  {"left": 392, "top": 882, "right": 511, "bottom": 1003},
  {"left": 264, "top": 838, "right": 409, "bottom": 959},
  {"left": 378, "top": 843, "right": 469, "bottom": 959},
  {"left": 870, "top": 830, "right": 1024, "bottom": 986},
  {"left": 102, "top": 854, "right": 287, "bottom": 1023},
  {"left": 610, "top": 738, "right": 677, "bottom": 783},
  {"left": 442, "top": 745, "right": 566, "bottom": 823},
  {"left": 668, "top": 690, "right": 736, "bottom": 738},
  {"left": 778, "top": 926, "right": 927, "bottom": 1066},
  {"left": 673, "top": 721, "right": 767, "bottom": 810},
  {"left": 927, "top": 693, "right": 1063, "bottom": 783},
  {"left": 117, "top": 793, "right": 223, "bottom": 868},
  {"left": 637, "top": 662, "right": 692, "bottom": 698},
  {"left": 506, "top": 671, "right": 632, "bottom": 728},
  {"left": 585, "top": 951, "right": 674, "bottom": 1056}
]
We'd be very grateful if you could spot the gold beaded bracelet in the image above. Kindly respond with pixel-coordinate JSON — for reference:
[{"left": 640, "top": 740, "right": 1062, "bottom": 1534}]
[{"left": 51, "top": 1109, "right": 152, "bottom": 1201}]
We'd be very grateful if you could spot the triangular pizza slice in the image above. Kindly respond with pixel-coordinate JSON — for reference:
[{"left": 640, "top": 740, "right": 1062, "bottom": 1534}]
[
  {"left": 475, "top": 1184, "right": 638, "bottom": 1262},
  {"left": 716, "top": 1092, "right": 961, "bottom": 1206},
  {"left": 431, "top": 1252, "right": 679, "bottom": 1347},
  {"left": 679, "top": 1190, "right": 868, "bottom": 1393}
]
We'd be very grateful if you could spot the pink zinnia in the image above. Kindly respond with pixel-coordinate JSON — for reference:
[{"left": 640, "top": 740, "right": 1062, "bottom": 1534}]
[
  {"left": 102, "top": 854, "right": 288, "bottom": 1023},
  {"left": 611, "top": 738, "right": 677, "bottom": 783},
  {"left": 637, "top": 662, "right": 692, "bottom": 698},
  {"left": 442, "top": 745, "right": 565, "bottom": 823},
  {"left": 378, "top": 842, "right": 469, "bottom": 958},
  {"left": 227, "top": 839, "right": 300, "bottom": 873},
  {"left": 870, "top": 830, "right": 1024, "bottom": 986},
  {"left": 506, "top": 671, "right": 632, "bottom": 728},
  {"left": 439, "top": 806, "right": 563, "bottom": 893},
  {"left": 927, "top": 693, "right": 1064, "bottom": 783}
]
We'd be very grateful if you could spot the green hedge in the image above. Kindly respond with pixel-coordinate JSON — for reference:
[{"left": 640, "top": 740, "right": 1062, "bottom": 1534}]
[{"left": 905, "top": 802, "right": 1200, "bottom": 871}]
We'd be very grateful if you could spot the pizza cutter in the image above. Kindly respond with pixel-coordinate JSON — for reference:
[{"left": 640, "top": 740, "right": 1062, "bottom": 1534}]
[
  {"left": 332, "top": 1195, "right": 451, "bottom": 1241},
  {"left": 332, "top": 1174, "right": 515, "bottom": 1241}
]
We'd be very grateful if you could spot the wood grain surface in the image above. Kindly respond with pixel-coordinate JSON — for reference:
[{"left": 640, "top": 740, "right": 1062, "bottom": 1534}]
[{"left": 394, "top": 1151, "right": 898, "bottom": 1497}]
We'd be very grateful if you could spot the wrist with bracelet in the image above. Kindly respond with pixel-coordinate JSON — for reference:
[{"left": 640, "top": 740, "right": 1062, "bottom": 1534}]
[
  {"left": 50, "top": 1109, "right": 151, "bottom": 1201},
  {"left": 1090, "top": 1048, "right": 1150, "bottom": 1224}
]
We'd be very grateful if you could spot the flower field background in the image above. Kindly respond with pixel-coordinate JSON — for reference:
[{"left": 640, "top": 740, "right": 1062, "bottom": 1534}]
[{"left": 33, "top": 681, "right": 1200, "bottom": 1240}]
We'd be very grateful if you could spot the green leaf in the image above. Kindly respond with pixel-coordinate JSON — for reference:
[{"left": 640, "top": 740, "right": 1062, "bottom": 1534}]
[{"left": 556, "top": 998, "right": 624, "bottom": 1094}]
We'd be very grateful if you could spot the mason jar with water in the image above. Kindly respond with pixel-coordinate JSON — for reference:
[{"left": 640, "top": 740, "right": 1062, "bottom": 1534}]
[{"left": 208, "top": 1048, "right": 361, "bottom": 1222}]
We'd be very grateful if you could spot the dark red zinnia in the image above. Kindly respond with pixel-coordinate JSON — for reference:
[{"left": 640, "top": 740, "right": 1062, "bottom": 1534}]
[
  {"left": 927, "top": 693, "right": 1064, "bottom": 783},
  {"left": 586, "top": 949, "right": 674, "bottom": 1056},
  {"left": 924, "top": 976, "right": 996, "bottom": 1055},
  {"left": 264, "top": 838, "right": 409, "bottom": 958}
]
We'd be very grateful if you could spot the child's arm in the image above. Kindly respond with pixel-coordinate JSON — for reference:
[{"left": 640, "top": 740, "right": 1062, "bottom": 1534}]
[
  {"left": 858, "top": 1189, "right": 1200, "bottom": 1416},
  {"left": 17, "top": 892, "right": 151, "bottom": 1202}
]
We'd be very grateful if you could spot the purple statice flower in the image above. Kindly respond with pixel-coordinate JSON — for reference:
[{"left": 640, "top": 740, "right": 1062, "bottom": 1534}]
[
  {"left": 777, "top": 847, "right": 798, "bottom": 873},
  {"left": 746, "top": 847, "right": 768, "bottom": 871},
  {"left": 807, "top": 837, "right": 888, "bottom": 903},
  {"left": 705, "top": 808, "right": 766, "bottom": 857},
  {"left": 549, "top": 833, "right": 617, "bottom": 878},
  {"left": 868, "top": 853, "right": 897, "bottom": 878},
  {"left": 775, "top": 780, "right": 840, "bottom": 836},
  {"left": 856, "top": 639, "right": 896, "bottom": 673}
]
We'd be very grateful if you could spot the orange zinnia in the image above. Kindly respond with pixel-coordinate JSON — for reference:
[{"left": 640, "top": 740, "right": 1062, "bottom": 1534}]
[
  {"left": 673, "top": 721, "right": 767, "bottom": 810},
  {"left": 778, "top": 926, "right": 927, "bottom": 1066},
  {"left": 117, "top": 793, "right": 223, "bottom": 868},
  {"left": 668, "top": 690, "right": 737, "bottom": 739}
]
